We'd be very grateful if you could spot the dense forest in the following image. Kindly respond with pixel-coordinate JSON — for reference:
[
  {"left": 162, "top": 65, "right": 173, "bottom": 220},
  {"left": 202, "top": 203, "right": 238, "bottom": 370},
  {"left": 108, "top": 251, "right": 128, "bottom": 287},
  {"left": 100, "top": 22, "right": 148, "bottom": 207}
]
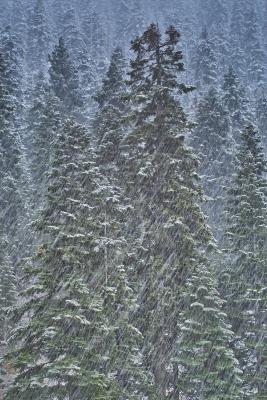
[{"left": 0, "top": 0, "right": 266, "bottom": 399}]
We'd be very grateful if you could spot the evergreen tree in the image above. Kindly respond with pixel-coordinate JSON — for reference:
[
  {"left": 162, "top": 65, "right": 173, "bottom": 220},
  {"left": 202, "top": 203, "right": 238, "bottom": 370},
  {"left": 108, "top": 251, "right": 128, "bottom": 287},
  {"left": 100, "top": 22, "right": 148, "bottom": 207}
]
[
  {"left": 3, "top": 121, "right": 114, "bottom": 400},
  {"left": 0, "top": 231, "right": 16, "bottom": 346},
  {"left": 222, "top": 124, "right": 267, "bottom": 399},
  {"left": 172, "top": 265, "right": 243, "bottom": 400},
  {"left": 120, "top": 24, "right": 212, "bottom": 396},
  {"left": 0, "top": 26, "right": 24, "bottom": 122},
  {"left": 27, "top": 0, "right": 50, "bottom": 72},
  {"left": 192, "top": 87, "right": 233, "bottom": 237},
  {"left": 48, "top": 37, "right": 82, "bottom": 114},
  {"left": 93, "top": 47, "right": 126, "bottom": 143},
  {"left": 0, "top": 44, "right": 23, "bottom": 255},
  {"left": 26, "top": 72, "right": 61, "bottom": 209},
  {"left": 3, "top": 117, "right": 153, "bottom": 399}
]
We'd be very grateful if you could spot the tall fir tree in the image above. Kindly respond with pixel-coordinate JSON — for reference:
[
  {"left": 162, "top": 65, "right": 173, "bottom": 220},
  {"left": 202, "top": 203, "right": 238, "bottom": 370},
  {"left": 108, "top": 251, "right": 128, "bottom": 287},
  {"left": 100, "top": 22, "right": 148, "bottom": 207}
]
[
  {"left": 0, "top": 230, "right": 16, "bottom": 346},
  {"left": 2, "top": 121, "right": 114, "bottom": 399},
  {"left": 26, "top": 72, "right": 61, "bottom": 209},
  {"left": 93, "top": 47, "right": 126, "bottom": 144},
  {"left": 3, "top": 118, "right": 154, "bottom": 399},
  {"left": 0, "top": 26, "right": 24, "bottom": 123},
  {"left": 0, "top": 39, "right": 24, "bottom": 263},
  {"left": 222, "top": 124, "right": 267, "bottom": 399},
  {"left": 120, "top": 24, "right": 215, "bottom": 396}
]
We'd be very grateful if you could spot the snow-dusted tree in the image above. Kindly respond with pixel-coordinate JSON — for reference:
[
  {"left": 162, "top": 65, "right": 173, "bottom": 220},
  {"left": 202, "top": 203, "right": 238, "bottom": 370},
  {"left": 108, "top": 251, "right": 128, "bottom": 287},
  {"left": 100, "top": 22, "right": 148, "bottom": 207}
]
[
  {"left": 222, "top": 124, "right": 267, "bottom": 399},
  {"left": 0, "top": 46, "right": 23, "bottom": 254},
  {"left": 256, "top": 94, "right": 267, "bottom": 150},
  {"left": 172, "top": 264, "right": 243, "bottom": 400},
  {"left": 3, "top": 118, "right": 154, "bottom": 399},
  {"left": 192, "top": 28, "right": 218, "bottom": 91},
  {"left": 0, "top": 230, "right": 16, "bottom": 346},
  {"left": 0, "top": 26, "right": 24, "bottom": 123},
  {"left": 26, "top": 72, "right": 61, "bottom": 208},
  {"left": 48, "top": 37, "right": 82, "bottom": 114},
  {"left": 192, "top": 87, "right": 233, "bottom": 237},
  {"left": 27, "top": 0, "right": 50, "bottom": 72},
  {"left": 222, "top": 66, "right": 249, "bottom": 135},
  {"left": 93, "top": 47, "right": 126, "bottom": 143},
  {"left": 120, "top": 24, "right": 213, "bottom": 396},
  {"left": 3, "top": 121, "right": 114, "bottom": 399}
]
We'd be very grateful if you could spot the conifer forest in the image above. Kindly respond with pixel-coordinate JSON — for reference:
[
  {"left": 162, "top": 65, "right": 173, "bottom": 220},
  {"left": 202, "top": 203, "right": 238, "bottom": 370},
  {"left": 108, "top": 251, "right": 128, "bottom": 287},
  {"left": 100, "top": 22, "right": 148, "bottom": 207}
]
[{"left": 0, "top": 0, "right": 267, "bottom": 398}]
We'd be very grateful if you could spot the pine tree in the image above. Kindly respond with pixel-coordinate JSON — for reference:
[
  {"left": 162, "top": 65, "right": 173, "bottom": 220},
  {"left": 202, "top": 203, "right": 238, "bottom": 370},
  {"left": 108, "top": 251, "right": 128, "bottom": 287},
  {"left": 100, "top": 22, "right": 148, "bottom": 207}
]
[
  {"left": 120, "top": 24, "right": 212, "bottom": 396},
  {"left": 48, "top": 37, "right": 82, "bottom": 114},
  {"left": 0, "top": 43, "right": 23, "bottom": 256},
  {"left": 172, "top": 265, "right": 243, "bottom": 400},
  {"left": 222, "top": 66, "right": 249, "bottom": 134},
  {"left": 27, "top": 0, "right": 50, "bottom": 72},
  {"left": 3, "top": 118, "right": 154, "bottom": 399},
  {"left": 92, "top": 47, "right": 155, "bottom": 397},
  {"left": 26, "top": 72, "right": 61, "bottom": 209},
  {"left": 0, "top": 231, "right": 16, "bottom": 346},
  {"left": 93, "top": 47, "right": 126, "bottom": 144},
  {"left": 0, "top": 26, "right": 24, "bottom": 123},
  {"left": 222, "top": 124, "right": 267, "bottom": 399},
  {"left": 192, "top": 87, "right": 233, "bottom": 237}
]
